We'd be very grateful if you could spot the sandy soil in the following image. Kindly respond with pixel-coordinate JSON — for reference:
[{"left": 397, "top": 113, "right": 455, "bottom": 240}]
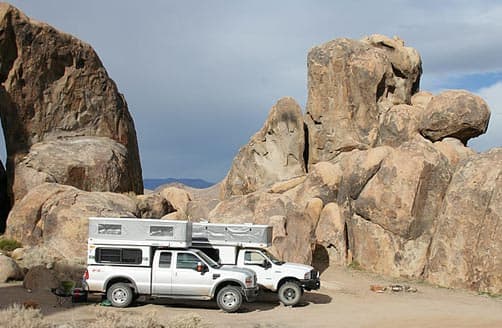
[{"left": 1, "top": 266, "right": 501, "bottom": 328}]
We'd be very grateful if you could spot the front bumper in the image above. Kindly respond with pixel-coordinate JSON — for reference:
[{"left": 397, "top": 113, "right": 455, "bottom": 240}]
[
  {"left": 243, "top": 286, "right": 259, "bottom": 301},
  {"left": 300, "top": 277, "right": 321, "bottom": 291}
]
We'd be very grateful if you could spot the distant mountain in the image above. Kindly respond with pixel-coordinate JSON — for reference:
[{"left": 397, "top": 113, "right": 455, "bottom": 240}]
[{"left": 143, "top": 178, "right": 214, "bottom": 190}]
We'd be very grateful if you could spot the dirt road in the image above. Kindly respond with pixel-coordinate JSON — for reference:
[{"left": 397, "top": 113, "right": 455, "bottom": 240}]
[{"left": 1, "top": 266, "right": 501, "bottom": 327}]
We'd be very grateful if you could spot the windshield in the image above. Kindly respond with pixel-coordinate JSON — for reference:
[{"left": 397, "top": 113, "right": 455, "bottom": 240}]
[
  {"left": 195, "top": 250, "right": 221, "bottom": 269},
  {"left": 261, "top": 249, "right": 284, "bottom": 265}
]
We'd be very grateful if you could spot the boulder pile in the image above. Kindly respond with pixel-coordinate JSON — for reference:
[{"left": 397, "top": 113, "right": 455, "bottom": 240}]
[{"left": 218, "top": 35, "right": 499, "bottom": 294}]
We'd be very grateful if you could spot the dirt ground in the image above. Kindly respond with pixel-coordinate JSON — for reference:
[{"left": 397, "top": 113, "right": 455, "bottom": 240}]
[{"left": 1, "top": 266, "right": 501, "bottom": 328}]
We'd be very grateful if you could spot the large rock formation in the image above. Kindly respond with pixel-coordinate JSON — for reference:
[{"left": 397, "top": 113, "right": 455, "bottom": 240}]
[
  {"left": 0, "top": 3, "right": 143, "bottom": 204},
  {"left": 305, "top": 35, "right": 421, "bottom": 167},
  {"left": 216, "top": 34, "right": 500, "bottom": 294},
  {"left": 343, "top": 141, "right": 451, "bottom": 277},
  {"left": 5, "top": 183, "right": 138, "bottom": 260},
  {"left": 221, "top": 97, "right": 306, "bottom": 198},
  {"left": 426, "top": 149, "right": 502, "bottom": 294}
]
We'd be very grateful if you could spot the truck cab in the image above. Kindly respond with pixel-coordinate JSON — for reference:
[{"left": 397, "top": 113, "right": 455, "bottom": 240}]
[
  {"left": 192, "top": 222, "right": 320, "bottom": 306},
  {"left": 239, "top": 248, "right": 319, "bottom": 292}
]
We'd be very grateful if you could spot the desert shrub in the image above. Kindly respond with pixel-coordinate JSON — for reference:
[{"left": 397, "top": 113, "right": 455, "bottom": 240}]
[
  {"left": 86, "top": 310, "right": 210, "bottom": 328},
  {"left": 87, "top": 309, "right": 165, "bottom": 328},
  {"left": 0, "top": 304, "right": 211, "bottom": 328},
  {"left": 167, "top": 313, "right": 211, "bottom": 328},
  {"left": 0, "top": 304, "right": 48, "bottom": 328},
  {"left": 348, "top": 260, "right": 362, "bottom": 271},
  {"left": 0, "top": 237, "right": 22, "bottom": 252}
]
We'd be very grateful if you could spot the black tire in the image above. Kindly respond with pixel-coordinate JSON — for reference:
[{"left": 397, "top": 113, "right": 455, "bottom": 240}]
[
  {"left": 278, "top": 281, "right": 302, "bottom": 306},
  {"left": 216, "top": 286, "right": 242, "bottom": 313},
  {"left": 107, "top": 283, "right": 133, "bottom": 308}
]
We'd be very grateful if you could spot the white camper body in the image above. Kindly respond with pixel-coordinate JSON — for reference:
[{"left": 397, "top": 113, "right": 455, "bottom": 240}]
[
  {"left": 192, "top": 222, "right": 272, "bottom": 248},
  {"left": 192, "top": 222, "right": 320, "bottom": 307},
  {"left": 88, "top": 217, "right": 192, "bottom": 247},
  {"left": 84, "top": 218, "right": 258, "bottom": 313}
]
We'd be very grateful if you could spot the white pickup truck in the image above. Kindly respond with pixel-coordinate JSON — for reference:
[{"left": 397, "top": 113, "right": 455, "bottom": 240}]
[
  {"left": 192, "top": 222, "right": 320, "bottom": 306},
  {"left": 83, "top": 218, "right": 258, "bottom": 313}
]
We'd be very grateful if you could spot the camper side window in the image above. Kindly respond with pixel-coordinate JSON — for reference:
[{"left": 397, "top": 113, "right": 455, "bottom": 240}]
[
  {"left": 97, "top": 224, "right": 122, "bottom": 235},
  {"left": 96, "top": 248, "right": 142, "bottom": 265},
  {"left": 150, "top": 226, "right": 174, "bottom": 237}
]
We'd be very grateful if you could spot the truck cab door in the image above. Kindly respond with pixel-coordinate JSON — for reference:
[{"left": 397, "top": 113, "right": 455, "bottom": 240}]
[
  {"left": 151, "top": 251, "right": 173, "bottom": 295},
  {"left": 243, "top": 250, "right": 274, "bottom": 290},
  {"left": 172, "top": 252, "right": 213, "bottom": 296}
]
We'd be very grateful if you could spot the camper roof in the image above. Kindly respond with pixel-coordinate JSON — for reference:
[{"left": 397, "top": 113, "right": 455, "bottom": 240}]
[{"left": 88, "top": 217, "right": 193, "bottom": 247}]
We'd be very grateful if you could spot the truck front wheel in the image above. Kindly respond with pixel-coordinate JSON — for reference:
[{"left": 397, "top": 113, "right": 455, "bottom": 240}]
[
  {"left": 107, "top": 283, "right": 133, "bottom": 308},
  {"left": 216, "top": 286, "right": 242, "bottom": 313},
  {"left": 278, "top": 281, "right": 302, "bottom": 306}
]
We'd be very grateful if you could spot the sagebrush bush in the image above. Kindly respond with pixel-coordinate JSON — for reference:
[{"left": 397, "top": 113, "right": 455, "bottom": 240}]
[
  {"left": 0, "top": 304, "right": 210, "bottom": 328},
  {"left": 167, "top": 313, "right": 210, "bottom": 328},
  {"left": 87, "top": 309, "right": 165, "bottom": 328},
  {"left": 0, "top": 237, "right": 22, "bottom": 252},
  {"left": 0, "top": 304, "right": 48, "bottom": 328},
  {"left": 86, "top": 310, "right": 210, "bottom": 328}
]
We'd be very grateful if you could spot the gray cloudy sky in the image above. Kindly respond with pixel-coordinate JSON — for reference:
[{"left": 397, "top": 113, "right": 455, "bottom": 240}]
[{"left": 2, "top": 0, "right": 502, "bottom": 181}]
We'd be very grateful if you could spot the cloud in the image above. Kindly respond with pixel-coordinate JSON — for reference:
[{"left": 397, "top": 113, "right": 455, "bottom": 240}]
[{"left": 469, "top": 81, "right": 502, "bottom": 151}]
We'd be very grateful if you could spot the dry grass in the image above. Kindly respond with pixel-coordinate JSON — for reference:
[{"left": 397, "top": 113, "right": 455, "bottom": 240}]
[
  {"left": 0, "top": 305, "right": 210, "bottom": 328},
  {"left": 87, "top": 309, "right": 164, "bottom": 328},
  {"left": 0, "top": 304, "right": 48, "bottom": 328},
  {"left": 88, "top": 310, "right": 210, "bottom": 328},
  {"left": 167, "top": 313, "right": 210, "bottom": 328}
]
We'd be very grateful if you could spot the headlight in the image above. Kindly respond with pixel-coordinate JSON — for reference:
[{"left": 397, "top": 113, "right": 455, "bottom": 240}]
[
  {"left": 245, "top": 276, "right": 253, "bottom": 287},
  {"left": 304, "top": 271, "right": 311, "bottom": 279}
]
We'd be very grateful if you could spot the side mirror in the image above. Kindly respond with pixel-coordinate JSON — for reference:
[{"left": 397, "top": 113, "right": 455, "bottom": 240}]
[{"left": 263, "top": 260, "right": 272, "bottom": 269}]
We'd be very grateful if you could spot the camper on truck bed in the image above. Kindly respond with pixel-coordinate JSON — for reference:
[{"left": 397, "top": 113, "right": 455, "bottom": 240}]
[
  {"left": 192, "top": 222, "right": 320, "bottom": 306},
  {"left": 83, "top": 218, "right": 258, "bottom": 313}
]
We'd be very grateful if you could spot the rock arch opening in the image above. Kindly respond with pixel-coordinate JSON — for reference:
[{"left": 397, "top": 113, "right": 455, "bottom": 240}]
[{"left": 312, "top": 244, "right": 330, "bottom": 274}]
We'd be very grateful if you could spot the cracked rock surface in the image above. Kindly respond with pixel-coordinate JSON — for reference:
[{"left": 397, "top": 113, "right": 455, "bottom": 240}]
[{"left": 221, "top": 97, "right": 306, "bottom": 198}]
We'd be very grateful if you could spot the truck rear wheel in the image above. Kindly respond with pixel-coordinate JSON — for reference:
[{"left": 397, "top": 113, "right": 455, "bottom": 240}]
[
  {"left": 216, "top": 286, "right": 242, "bottom": 313},
  {"left": 107, "top": 282, "right": 133, "bottom": 308},
  {"left": 278, "top": 281, "right": 302, "bottom": 306}
]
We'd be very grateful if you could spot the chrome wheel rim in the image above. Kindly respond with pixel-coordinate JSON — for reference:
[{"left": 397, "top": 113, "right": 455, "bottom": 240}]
[
  {"left": 222, "top": 291, "right": 237, "bottom": 308},
  {"left": 112, "top": 287, "right": 128, "bottom": 304}
]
